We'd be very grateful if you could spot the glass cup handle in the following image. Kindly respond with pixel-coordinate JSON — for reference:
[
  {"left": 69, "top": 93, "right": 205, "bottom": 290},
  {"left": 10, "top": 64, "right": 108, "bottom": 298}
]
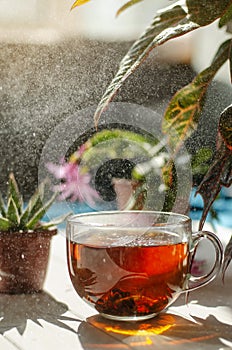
[{"left": 186, "top": 230, "right": 223, "bottom": 292}]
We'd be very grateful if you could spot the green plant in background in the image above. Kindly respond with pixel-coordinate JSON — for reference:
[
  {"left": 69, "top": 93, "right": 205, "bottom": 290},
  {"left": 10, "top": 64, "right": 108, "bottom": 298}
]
[
  {"left": 48, "top": 128, "right": 158, "bottom": 209},
  {"left": 48, "top": 127, "right": 212, "bottom": 211},
  {"left": 71, "top": 0, "right": 232, "bottom": 275},
  {"left": 0, "top": 173, "right": 68, "bottom": 232}
]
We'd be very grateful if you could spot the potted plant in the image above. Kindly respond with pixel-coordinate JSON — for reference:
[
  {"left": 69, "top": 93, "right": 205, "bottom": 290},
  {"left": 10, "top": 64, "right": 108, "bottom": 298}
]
[
  {"left": 0, "top": 173, "right": 69, "bottom": 294},
  {"left": 71, "top": 0, "right": 232, "bottom": 277}
]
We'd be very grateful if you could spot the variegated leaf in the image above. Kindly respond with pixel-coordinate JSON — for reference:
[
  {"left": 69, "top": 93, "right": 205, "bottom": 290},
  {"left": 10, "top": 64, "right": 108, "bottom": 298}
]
[
  {"left": 219, "top": 2, "right": 232, "bottom": 28},
  {"left": 93, "top": 0, "right": 232, "bottom": 125},
  {"left": 0, "top": 193, "right": 6, "bottom": 217},
  {"left": 187, "top": 0, "right": 232, "bottom": 26},
  {"left": 219, "top": 104, "right": 232, "bottom": 150},
  {"left": 27, "top": 189, "right": 44, "bottom": 220},
  {"left": 196, "top": 140, "right": 232, "bottom": 230},
  {"left": 162, "top": 39, "right": 232, "bottom": 152},
  {"left": 160, "top": 159, "right": 181, "bottom": 212},
  {"left": 8, "top": 173, "right": 23, "bottom": 215},
  {"left": 21, "top": 180, "right": 46, "bottom": 226},
  {"left": 162, "top": 160, "right": 174, "bottom": 188},
  {"left": 6, "top": 196, "right": 20, "bottom": 227},
  {"left": 26, "top": 192, "right": 58, "bottom": 230},
  {"left": 94, "top": 3, "right": 195, "bottom": 125}
]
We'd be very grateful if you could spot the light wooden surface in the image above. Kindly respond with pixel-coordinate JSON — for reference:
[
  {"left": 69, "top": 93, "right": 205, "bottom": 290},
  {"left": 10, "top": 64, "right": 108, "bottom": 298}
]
[{"left": 1, "top": 224, "right": 232, "bottom": 350}]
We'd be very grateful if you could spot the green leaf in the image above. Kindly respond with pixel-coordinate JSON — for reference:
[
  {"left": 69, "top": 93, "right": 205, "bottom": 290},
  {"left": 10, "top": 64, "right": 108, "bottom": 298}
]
[
  {"left": 196, "top": 140, "right": 232, "bottom": 230},
  {"left": 6, "top": 196, "right": 20, "bottom": 227},
  {"left": 71, "top": 0, "right": 92, "bottom": 10},
  {"left": 0, "top": 193, "right": 6, "bottom": 217},
  {"left": 162, "top": 83, "right": 206, "bottom": 151},
  {"left": 27, "top": 191, "right": 44, "bottom": 220},
  {"left": 162, "top": 160, "right": 178, "bottom": 212},
  {"left": 93, "top": 0, "right": 232, "bottom": 126},
  {"left": 93, "top": 3, "right": 197, "bottom": 125},
  {"left": 7, "top": 173, "right": 23, "bottom": 215},
  {"left": 187, "top": 0, "right": 232, "bottom": 26},
  {"left": 0, "top": 217, "right": 11, "bottom": 231},
  {"left": 89, "top": 129, "right": 156, "bottom": 148},
  {"left": 212, "top": 38, "right": 232, "bottom": 64},
  {"left": 26, "top": 192, "right": 58, "bottom": 230},
  {"left": 116, "top": 0, "right": 144, "bottom": 17},
  {"left": 219, "top": 2, "right": 232, "bottom": 28},
  {"left": 191, "top": 148, "right": 212, "bottom": 175},
  {"left": 161, "top": 160, "right": 174, "bottom": 189},
  {"left": 21, "top": 180, "right": 46, "bottom": 226},
  {"left": 219, "top": 104, "right": 232, "bottom": 149},
  {"left": 162, "top": 39, "right": 232, "bottom": 152}
]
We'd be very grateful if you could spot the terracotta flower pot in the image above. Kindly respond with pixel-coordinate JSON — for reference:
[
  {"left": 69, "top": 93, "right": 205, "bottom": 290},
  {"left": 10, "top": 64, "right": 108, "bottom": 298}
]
[{"left": 0, "top": 229, "right": 56, "bottom": 294}]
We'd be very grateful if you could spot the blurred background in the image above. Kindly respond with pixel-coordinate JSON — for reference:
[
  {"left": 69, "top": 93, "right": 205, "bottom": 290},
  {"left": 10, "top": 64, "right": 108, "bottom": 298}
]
[
  {"left": 0, "top": 0, "right": 231, "bottom": 196},
  {"left": 0, "top": 0, "right": 176, "bottom": 42}
]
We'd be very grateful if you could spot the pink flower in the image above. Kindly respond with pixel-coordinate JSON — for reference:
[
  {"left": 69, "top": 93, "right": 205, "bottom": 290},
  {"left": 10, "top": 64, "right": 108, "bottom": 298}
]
[{"left": 46, "top": 159, "right": 99, "bottom": 205}]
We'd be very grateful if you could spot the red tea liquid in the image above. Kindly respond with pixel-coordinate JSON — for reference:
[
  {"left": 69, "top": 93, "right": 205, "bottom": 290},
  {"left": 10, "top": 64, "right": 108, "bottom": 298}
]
[{"left": 67, "top": 231, "right": 188, "bottom": 318}]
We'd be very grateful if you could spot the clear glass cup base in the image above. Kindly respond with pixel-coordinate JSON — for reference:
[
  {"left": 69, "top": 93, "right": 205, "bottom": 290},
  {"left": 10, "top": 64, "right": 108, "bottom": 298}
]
[{"left": 100, "top": 312, "right": 158, "bottom": 322}]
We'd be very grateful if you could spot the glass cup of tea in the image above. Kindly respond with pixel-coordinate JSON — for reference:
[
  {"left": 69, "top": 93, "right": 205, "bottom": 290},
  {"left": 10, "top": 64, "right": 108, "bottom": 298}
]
[{"left": 66, "top": 211, "right": 223, "bottom": 321}]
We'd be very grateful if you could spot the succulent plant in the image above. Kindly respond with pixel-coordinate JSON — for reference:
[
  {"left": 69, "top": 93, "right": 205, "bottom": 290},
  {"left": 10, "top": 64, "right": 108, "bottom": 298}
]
[{"left": 0, "top": 173, "right": 68, "bottom": 232}]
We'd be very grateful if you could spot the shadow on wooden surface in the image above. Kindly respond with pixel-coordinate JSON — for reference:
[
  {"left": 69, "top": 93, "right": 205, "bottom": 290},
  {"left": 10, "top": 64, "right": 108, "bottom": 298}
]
[{"left": 0, "top": 291, "right": 80, "bottom": 335}]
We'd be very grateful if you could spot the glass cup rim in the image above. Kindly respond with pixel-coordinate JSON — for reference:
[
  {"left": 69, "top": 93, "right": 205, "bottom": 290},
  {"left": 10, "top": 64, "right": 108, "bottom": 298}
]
[{"left": 67, "top": 210, "right": 191, "bottom": 228}]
